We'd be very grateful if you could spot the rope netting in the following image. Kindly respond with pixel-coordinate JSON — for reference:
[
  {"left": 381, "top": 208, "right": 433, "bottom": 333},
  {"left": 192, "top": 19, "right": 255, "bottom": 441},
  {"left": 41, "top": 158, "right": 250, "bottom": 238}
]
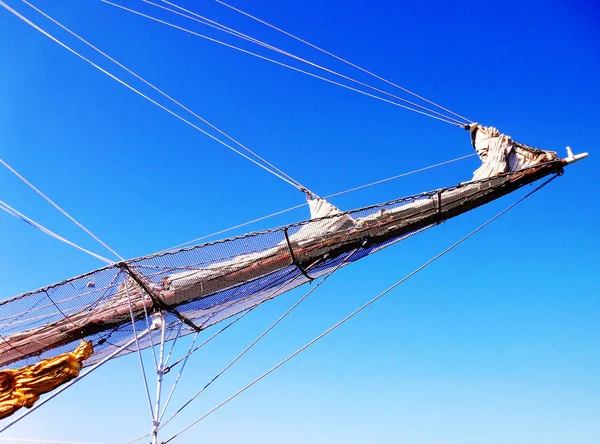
[{"left": 0, "top": 161, "right": 563, "bottom": 370}]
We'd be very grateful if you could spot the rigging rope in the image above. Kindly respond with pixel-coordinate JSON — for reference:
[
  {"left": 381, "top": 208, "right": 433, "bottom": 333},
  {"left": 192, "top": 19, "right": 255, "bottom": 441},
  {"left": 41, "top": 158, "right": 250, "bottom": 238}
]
[
  {"left": 130, "top": 266, "right": 313, "bottom": 442},
  {"left": 163, "top": 307, "right": 255, "bottom": 372},
  {"left": 20, "top": 0, "right": 316, "bottom": 197},
  {"left": 0, "top": 202, "right": 157, "bottom": 426},
  {"left": 154, "top": 264, "right": 311, "bottom": 430},
  {"left": 0, "top": 198, "right": 114, "bottom": 264},
  {"left": 162, "top": 322, "right": 184, "bottom": 370},
  {"left": 142, "top": 0, "right": 467, "bottom": 127},
  {"left": 158, "top": 330, "right": 199, "bottom": 424},
  {"left": 159, "top": 248, "right": 358, "bottom": 430},
  {"left": 163, "top": 174, "right": 559, "bottom": 442},
  {"left": 161, "top": 152, "right": 477, "bottom": 252},
  {"left": 0, "top": 4, "right": 176, "bottom": 414},
  {"left": 124, "top": 307, "right": 257, "bottom": 444},
  {"left": 122, "top": 277, "right": 156, "bottom": 422},
  {"left": 1, "top": 1, "right": 311, "bottom": 195},
  {"left": 215, "top": 0, "right": 474, "bottom": 124},
  {"left": 326, "top": 153, "right": 477, "bottom": 199},
  {"left": 101, "top": 1, "right": 462, "bottom": 126},
  {"left": 0, "top": 156, "right": 124, "bottom": 261}
]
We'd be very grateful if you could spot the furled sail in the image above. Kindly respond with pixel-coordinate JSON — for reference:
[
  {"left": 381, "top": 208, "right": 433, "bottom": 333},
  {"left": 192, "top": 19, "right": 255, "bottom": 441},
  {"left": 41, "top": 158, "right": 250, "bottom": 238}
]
[
  {"left": 0, "top": 129, "right": 573, "bottom": 371},
  {"left": 469, "top": 124, "right": 557, "bottom": 180}
]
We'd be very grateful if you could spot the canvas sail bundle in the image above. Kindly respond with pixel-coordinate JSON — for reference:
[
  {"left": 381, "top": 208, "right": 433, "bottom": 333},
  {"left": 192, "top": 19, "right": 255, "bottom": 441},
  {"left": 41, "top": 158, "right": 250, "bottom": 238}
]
[
  {"left": 0, "top": 140, "right": 566, "bottom": 370},
  {"left": 469, "top": 124, "right": 558, "bottom": 180}
]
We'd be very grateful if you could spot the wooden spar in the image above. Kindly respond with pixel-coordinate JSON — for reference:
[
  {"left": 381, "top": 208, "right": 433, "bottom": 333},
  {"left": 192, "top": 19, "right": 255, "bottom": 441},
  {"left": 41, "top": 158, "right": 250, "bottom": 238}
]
[{"left": 0, "top": 161, "right": 566, "bottom": 368}]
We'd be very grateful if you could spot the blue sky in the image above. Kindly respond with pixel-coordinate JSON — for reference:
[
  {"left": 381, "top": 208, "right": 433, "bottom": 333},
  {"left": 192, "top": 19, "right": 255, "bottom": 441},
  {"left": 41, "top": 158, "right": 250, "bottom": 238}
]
[{"left": 0, "top": 0, "right": 599, "bottom": 443}]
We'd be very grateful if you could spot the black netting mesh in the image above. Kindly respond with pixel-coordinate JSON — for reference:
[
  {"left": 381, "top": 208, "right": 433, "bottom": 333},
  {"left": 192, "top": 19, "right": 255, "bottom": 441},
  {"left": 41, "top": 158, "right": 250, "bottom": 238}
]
[{"left": 0, "top": 163, "right": 561, "bottom": 369}]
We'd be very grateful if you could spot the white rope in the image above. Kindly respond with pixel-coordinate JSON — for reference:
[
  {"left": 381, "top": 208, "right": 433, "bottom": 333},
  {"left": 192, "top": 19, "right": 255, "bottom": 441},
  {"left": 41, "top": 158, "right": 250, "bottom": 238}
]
[
  {"left": 163, "top": 175, "right": 559, "bottom": 442},
  {"left": 161, "top": 306, "right": 255, "bottom": 372},
  {"left": 160, "top": 270, "right": 300, "bottom": 428},
  {"left": 161, "top": 152, "right": 476, "bottom": 252},
  {"left": 0, "top": 0, "right": 170, "bottom": 410},
  {"left": 0, "top": 198, "right": 114, "bottom": 264},
  {"left": 122, "top": 275, "right": 156, "bottom": 422},
  {"left": 326, "top": 153, "right": 477, "bottom": 199},
  {"left": 162, "top": 322, "right": 184, "bottom": 369},
  {"left": 126, "top": 307, "right": 268, "bottom": 443},
  {"left": 0, "top": 157, "right": 156, "bottom": 397},
  {"left": 2, "top": 7, "right": 197, "bottom": 433},
  {"left": 144, "top": 0, "right": 466, "bottom": 126},
  {"left": 100, "top": 1, "right": 462, "bottom": 126},
  {"left": 160, "top": 247, "right": 358, "bottom": 429},
  {"left": 151, "top": 314, "right": 167, "bottom": 441},
  {"left": 142, "top": 293, "right": 160, "bottom": 371},
  {"left": 0, "top": 1, "right": 305, "bottom": 192},
  {"left": 151, "top": 306, "right": 258, "bottom": 431},
  {"left": 157, "top": 330, "right": 198, "bottom": 423},
  {"left": 19, "top": 0, "right": 316, "bottom": 197},
  {"left": 216, "top": 0, "right": 474, "bottom": 124},
  {"left": 0, "top": 156, "right": 124, "bottom": 261}
]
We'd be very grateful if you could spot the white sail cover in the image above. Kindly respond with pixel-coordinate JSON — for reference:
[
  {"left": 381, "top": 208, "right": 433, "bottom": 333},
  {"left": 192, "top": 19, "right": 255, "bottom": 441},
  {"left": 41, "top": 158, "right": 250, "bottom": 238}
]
[
  {"left": 306, "top": 197, "right": 354, "bottom": 233},
  {"left": 0, "top": 129, "right": 567, "bottom": 369},
  {"left": 470, "top": 124, "right": 557, "bottom": 180}
]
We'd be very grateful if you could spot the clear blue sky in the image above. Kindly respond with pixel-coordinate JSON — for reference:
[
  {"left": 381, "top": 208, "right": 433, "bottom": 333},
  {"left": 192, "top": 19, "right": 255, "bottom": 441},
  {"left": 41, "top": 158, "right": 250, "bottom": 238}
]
[{"left": 1, "top": 0, "right": 599, "bottom": 443}]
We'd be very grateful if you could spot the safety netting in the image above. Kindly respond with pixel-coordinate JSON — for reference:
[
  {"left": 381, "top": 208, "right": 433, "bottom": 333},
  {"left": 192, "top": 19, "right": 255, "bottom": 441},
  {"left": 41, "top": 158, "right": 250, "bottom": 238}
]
[{"left": 0, "top": 160, "right": 563, "bottom": 369}]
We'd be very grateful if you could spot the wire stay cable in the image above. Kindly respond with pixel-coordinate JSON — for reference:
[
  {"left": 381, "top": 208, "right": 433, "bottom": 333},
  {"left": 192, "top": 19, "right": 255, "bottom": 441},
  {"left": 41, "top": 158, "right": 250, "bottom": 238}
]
[
  {"left": 162, "top": 322, "right": 184, "bottom": 370},
  {"left": 0, "top": 1, "right": 307, "bottom": 193},
  {"left": 325, "top": 153, "right": 477, "bottom": 199},
  {"left": 0, "top": 4, "right": 194, "bottom": 419},
  {"left": 124, "top": 278, "right": 294, "bottom": 444},
  {"left": 161, "top": 152, "right": 477, "bottom": 252},
  {"left": 215, "top": 0, "right": 473, "bottom": 124},
  {"left": 160, "top": 247, "right": 358, "bottom": 429},
  {"left": 0, "top": 156, "right": 124, "bottom": 261},
  {"left": 163, "top": 174, "right": 558, "bottom": 442},
  {"left": 163, "top": 307, "right": 254, "bottom": 372},
  {"left": 143, "top": 0, "right": 466, "bottom": 126},
  {"left": 156, "top": 306, "right": 259, "bottom": 429},
  {"left": 157, "top": 330, "right": 199, "bottom": 424},
  {"left": 100, "top": 0, "right": 461, "bottom": 126},
  {"left": 122, "top": 276, "right": 156, "bottom": 421},
  {"left": 0, "top": 198, "right": 114, "bottom": 264},
  {"left": 20, "top": 0, "right": 316, "bottom": 196}
]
